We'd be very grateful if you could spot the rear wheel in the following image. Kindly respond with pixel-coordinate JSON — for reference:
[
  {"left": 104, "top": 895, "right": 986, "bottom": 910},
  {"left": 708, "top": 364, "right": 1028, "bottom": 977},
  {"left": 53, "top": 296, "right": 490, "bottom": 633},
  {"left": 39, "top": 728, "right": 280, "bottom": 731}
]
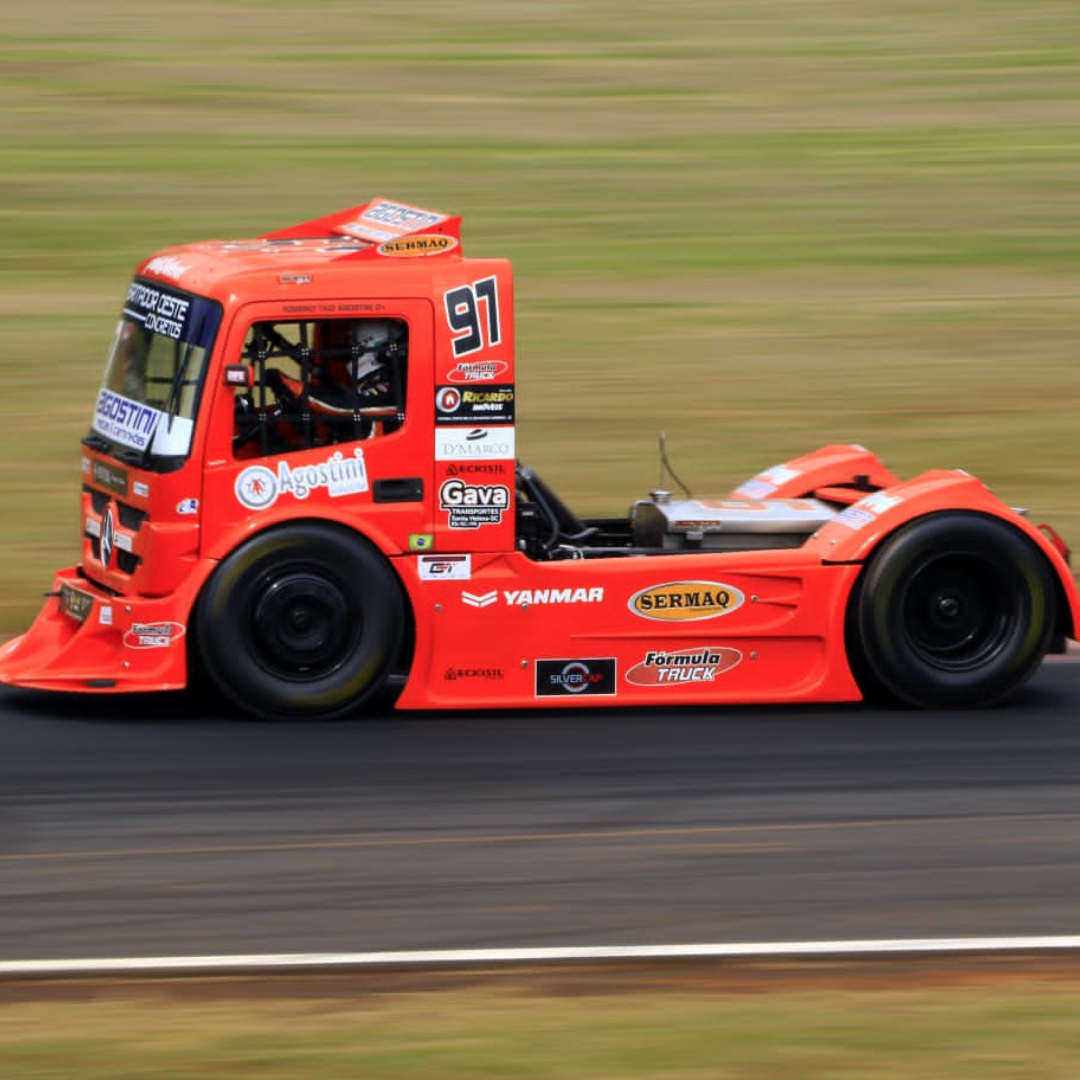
[
  {"left": 195, "top": 523, "right": 404, "bottom": 720},
  {"left": 850, "top": 513, "right": 1055, "bottom": 708}
]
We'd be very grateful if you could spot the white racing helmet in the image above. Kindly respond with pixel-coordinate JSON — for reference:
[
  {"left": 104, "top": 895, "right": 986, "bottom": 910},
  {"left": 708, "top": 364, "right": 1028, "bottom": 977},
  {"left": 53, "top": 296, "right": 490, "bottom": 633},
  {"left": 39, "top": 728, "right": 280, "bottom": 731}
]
[{"left": 348, "top": 319, "right": 404, "bottom": 385}]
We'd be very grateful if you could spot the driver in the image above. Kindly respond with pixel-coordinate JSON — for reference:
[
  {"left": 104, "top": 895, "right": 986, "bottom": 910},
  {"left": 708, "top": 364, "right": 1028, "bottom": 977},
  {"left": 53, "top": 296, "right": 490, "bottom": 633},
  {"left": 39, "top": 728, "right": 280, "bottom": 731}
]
[{"left": 267, "top": 319, "right": 405, "bottom": 422}]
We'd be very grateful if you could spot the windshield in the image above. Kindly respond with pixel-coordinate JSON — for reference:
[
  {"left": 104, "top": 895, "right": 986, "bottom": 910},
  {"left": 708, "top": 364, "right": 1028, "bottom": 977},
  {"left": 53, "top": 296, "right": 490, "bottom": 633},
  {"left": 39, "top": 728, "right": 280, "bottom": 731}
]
[{"left": 86, "top": 279, "right": 222, "bottom": 469}]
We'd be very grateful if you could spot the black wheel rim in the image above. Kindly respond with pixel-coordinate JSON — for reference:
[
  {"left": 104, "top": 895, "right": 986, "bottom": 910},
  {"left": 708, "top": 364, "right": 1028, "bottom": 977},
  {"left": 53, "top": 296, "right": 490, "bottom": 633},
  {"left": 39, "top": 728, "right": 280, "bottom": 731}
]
[
  {"left": 247, "top": 569, "right": 358, "bottom": 679},
  {"left": 900, "top": 554, "right": 1014, "bottom": 671}
]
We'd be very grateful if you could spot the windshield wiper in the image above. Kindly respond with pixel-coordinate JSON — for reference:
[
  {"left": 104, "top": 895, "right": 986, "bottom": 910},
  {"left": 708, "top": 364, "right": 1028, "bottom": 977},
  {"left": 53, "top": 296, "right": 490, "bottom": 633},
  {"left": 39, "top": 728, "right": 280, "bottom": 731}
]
[{"left": 163, "top": 336, "right": 197, "bottom": 426}]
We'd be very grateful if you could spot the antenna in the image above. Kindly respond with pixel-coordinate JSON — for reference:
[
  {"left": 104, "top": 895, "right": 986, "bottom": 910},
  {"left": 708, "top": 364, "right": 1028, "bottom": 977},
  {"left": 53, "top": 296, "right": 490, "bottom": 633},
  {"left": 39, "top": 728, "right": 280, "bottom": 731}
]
[{"left": 657, "top": 431, "right": 692, "bottom": 500}]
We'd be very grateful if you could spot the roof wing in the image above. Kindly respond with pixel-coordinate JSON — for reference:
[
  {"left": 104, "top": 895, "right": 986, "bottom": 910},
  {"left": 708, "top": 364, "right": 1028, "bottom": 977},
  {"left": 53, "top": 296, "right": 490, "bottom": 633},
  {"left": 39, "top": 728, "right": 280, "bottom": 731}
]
[{"left": 260, "top": 197, "right": 462, "bottom": 248}]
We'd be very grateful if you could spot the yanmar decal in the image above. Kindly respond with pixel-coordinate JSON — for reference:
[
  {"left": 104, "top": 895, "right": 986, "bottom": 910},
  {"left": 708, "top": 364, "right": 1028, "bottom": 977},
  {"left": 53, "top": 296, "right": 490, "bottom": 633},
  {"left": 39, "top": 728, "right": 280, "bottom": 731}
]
[
  {"left": 461, "top": 589, "right": 498, "bottom": 609},
  {"left": 461, "top": 587, "right": 604, "bottom": 608},
  {"left": 439, "top": 478, "right": 510, "bottom": 529},
  {"left": 124, "top": 621, "right": 186, "bottom": 650},
  {"left": 235, "top": 449, "right": 368, "bottom": 510},
  {"left": 628, "top": 581, "right": 745, "bottom": 622},
  {"left": 447, "top": 359, "right": 509, "bottom": 384},
  {"left": 536, "top": 659, "right": 617, "bottom": 697},
  {"left": 625, "top": 647, "right": 743, "bottom": 686},
  {"left": 435, "top": 385, "right": 515, "bottom": 426}
]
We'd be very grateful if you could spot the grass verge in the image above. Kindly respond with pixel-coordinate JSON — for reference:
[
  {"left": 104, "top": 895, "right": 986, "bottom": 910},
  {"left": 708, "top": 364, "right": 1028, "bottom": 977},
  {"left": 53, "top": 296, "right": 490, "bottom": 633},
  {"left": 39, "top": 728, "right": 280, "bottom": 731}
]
[{"left": 4, "top": 961, "right": 1080, "bottom": 1077}]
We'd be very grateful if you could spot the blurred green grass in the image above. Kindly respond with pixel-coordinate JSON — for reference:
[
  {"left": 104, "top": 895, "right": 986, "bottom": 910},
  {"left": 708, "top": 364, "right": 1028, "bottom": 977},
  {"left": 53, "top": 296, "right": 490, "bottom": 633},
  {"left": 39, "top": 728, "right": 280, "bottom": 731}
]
[
  {"left": 4, "top": 976, "right": 1080, "bottom": 1078},
  {"left": 3, "top": 0, "right": 1080, "bottom": 633}
]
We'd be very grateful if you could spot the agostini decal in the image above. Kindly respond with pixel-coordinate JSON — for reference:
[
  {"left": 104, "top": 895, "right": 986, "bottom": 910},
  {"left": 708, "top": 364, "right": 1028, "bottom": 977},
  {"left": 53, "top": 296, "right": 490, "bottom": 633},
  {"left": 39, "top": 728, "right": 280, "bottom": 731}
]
[
  {"left": 625, "top": 647, "right": 743, "bottom": 686},
  {"left": 628, "top": 581, "right": 745, "bottom": 622},
  {"left": 235, "top": 449, "right": 368, "bottom": 509},
  {"left": 93, "top": 389, "right": 162, "bottom": 452}
]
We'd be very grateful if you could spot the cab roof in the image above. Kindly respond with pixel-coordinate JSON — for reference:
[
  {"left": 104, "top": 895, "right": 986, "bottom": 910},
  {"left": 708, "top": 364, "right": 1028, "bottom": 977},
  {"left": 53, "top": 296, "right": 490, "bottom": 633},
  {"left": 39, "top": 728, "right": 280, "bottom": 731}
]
[{"left": 134, "top": 197, "right": 465, "bottom": 294}]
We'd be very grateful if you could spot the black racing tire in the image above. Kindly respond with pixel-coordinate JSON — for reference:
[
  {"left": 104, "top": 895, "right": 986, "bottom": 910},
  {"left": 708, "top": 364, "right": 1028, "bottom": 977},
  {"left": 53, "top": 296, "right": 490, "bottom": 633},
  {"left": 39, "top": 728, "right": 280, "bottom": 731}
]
[
  {"left": 194, "top": 523, "right": 404, "bottom": 720},
  {"left": 849, "top": 512, "right": 1056, "bottom": 709}
]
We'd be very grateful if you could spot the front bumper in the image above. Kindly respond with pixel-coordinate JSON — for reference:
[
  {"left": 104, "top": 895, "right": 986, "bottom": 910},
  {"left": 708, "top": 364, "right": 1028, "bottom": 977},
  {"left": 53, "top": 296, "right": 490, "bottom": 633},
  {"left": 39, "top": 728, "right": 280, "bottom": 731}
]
[{"left": 0, "top": 567, "right": 191, "bottom": 693}]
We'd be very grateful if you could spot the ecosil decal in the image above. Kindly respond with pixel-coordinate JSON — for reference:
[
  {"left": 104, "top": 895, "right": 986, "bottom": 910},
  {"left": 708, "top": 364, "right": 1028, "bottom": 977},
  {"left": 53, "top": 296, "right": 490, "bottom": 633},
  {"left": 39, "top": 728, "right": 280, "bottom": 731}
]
[
  {"left": 235, "top": 449, "right": 368, "bottom": 510},
  {"left": 628, "top": 581, "right": 744, "bottom": 622}
]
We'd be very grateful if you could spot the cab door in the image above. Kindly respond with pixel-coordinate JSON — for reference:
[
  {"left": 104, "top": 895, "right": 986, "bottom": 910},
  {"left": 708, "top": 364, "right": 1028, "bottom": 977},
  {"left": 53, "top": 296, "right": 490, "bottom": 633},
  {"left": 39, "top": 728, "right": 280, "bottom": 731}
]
[{"left": 199, "top": 298, "right": 436, "bottom": 560}]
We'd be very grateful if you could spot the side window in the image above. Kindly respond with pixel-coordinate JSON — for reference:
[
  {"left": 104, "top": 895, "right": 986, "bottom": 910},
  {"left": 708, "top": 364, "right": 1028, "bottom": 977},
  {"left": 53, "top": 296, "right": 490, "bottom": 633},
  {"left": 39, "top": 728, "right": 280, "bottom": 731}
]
[{"left": 233, "top": 317, "right": 407, "bottom": 459}]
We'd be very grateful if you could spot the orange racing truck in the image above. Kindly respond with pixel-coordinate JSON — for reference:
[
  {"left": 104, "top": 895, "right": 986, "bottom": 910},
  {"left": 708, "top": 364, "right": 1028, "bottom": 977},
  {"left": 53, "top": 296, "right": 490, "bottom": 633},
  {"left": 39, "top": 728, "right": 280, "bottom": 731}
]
[{"left": 1, "top": 197, "right": 1076, "bottom": 719}]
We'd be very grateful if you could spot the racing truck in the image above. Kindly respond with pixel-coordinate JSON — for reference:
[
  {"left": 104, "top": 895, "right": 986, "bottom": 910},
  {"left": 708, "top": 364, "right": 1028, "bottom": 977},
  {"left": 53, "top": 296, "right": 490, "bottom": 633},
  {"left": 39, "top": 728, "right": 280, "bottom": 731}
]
[{"left": 1, "top": 197, "right": 1076, "bottom": 719}]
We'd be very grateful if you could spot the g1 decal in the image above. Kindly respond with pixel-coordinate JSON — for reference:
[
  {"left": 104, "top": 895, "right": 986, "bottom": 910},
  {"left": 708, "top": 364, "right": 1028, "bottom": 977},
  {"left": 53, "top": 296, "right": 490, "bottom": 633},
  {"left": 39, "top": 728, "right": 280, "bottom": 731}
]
[{"left": 418, "top": 554, "right": 472, "bottom": 581}]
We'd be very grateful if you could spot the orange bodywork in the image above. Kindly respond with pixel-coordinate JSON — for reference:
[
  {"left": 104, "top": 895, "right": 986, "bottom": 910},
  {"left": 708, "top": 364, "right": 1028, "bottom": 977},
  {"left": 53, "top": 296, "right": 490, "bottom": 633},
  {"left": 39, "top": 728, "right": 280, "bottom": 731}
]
[{"left": 1, "top": 198, "right": 1077, "bottom": 713}]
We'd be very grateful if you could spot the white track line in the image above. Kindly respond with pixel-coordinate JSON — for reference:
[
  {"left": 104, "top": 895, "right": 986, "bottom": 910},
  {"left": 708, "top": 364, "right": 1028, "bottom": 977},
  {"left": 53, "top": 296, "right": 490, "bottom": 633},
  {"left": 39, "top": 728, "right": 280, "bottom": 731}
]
[{"left": 4, "top": 936, "right": 1080, "bottom": 977}]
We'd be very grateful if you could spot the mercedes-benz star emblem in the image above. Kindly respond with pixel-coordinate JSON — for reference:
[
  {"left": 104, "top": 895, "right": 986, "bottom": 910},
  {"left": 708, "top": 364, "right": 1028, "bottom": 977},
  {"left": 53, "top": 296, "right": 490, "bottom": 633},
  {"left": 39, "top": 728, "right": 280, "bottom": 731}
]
[{"left": 100, "top": 506, "right": 115, "bottom": 569}]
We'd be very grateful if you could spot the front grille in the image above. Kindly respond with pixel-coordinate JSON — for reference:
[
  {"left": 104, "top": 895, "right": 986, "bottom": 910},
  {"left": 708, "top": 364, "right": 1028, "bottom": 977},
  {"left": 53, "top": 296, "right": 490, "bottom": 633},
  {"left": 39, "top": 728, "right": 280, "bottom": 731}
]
[{"left": 83, "top": 485, "right": 147, "bottom": 576}]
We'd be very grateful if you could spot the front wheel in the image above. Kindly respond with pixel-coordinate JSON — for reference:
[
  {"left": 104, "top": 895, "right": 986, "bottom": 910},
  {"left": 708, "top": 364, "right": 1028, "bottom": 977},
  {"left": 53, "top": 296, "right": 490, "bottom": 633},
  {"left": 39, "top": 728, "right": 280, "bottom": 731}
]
[
  {"left": 195, "top": 523, "right": 404, "bottom": 720},
  {"left": 849, "top": 512, "right": 1056, "bottom": 708}
]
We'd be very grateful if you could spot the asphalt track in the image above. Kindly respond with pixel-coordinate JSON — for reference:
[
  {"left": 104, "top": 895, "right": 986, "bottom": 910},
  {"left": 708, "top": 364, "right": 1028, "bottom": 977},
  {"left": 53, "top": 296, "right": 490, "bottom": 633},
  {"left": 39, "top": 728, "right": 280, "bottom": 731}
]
[{"left": 1, "top": 662, "right": 1078, "bottom": 965}]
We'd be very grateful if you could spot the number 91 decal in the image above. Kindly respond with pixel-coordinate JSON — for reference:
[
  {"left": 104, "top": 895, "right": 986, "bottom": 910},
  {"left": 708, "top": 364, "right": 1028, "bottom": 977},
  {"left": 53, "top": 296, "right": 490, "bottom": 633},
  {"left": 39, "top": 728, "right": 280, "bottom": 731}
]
[{"left": 444, "top": 277, "right": 501, "bottom": 358}]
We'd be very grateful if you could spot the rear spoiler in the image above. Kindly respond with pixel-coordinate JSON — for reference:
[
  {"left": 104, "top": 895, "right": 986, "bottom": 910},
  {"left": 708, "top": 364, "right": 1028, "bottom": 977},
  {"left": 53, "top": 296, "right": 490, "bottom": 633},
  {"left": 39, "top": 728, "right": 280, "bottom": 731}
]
[{"left": 260, "top": 196, "right": 462, "bottom": 254}]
